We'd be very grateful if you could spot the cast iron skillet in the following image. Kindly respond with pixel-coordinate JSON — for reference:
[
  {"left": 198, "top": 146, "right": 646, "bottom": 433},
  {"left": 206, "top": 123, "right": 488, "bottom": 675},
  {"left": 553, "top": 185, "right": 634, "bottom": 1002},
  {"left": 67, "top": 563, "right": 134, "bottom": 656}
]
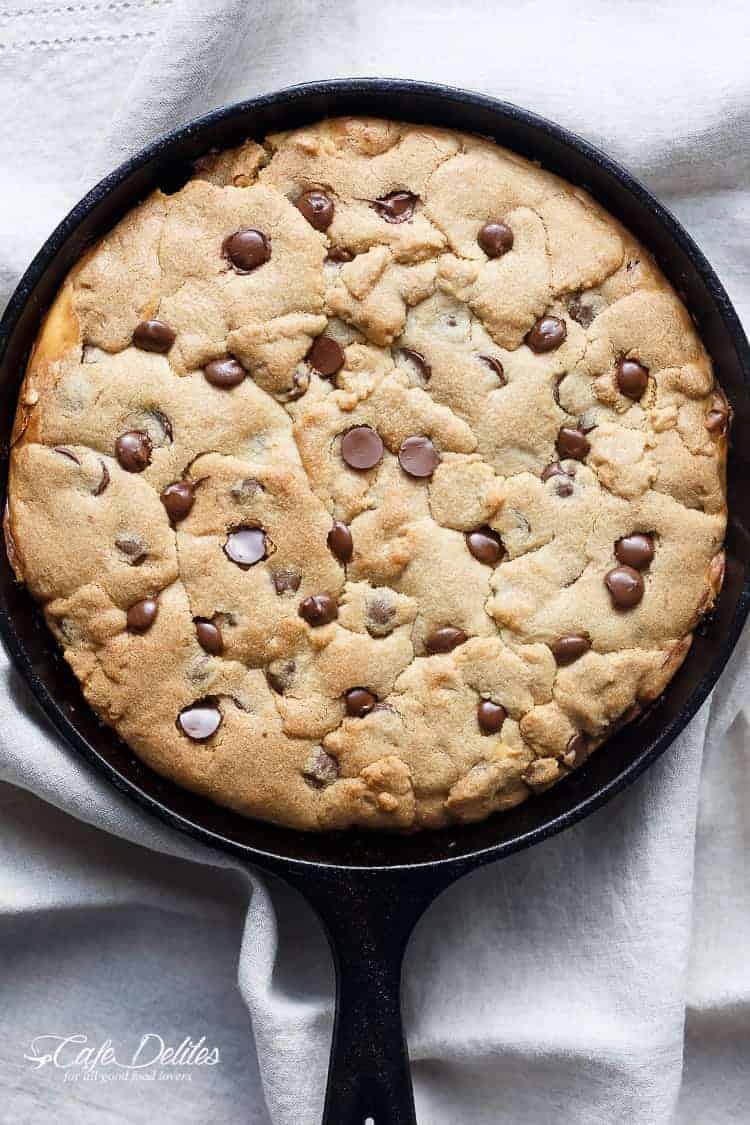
[{"left": 1, "top": 79, "right": 750, "bottom": 1125}]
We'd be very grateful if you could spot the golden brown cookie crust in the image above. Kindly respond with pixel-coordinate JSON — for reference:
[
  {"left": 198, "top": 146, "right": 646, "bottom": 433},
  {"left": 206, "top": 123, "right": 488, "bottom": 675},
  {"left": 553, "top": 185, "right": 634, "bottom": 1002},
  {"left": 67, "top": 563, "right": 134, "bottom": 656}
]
[{"left": 7, "top": 117, "right": 728, "bottom": 831}]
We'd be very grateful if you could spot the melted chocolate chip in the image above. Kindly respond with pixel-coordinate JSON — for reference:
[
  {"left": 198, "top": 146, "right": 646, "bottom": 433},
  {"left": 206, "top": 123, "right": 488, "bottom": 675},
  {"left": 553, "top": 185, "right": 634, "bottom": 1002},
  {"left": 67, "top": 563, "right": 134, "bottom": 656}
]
[
  {"left": 302, "top": 746, "right": 339, "bottom": 788},
  {"left": 279, "top": 370, "right": 309, "bottom": 402},
  {"left": 466, "top": 526, "right": 503, "bottom": 565},
  {"left": 568, "top": 295, "right": 595, "bottom": 328},
  {"left": 555, "top": 479, "right": 574, "bottom": 498},
  {"left": 556, "top": 426, "right": 590, "bottom": 461},
  {"left": 399, "top": 347, "right": 431, "bottom": 382},
  {"left": 272, "top": 570, "right": 301, "bottom": 595},
  {"left": 366, "top": 594, "right": 396, "bottom": 636},
  {"left": 565, "top": 732, "right": 589, "bottom": 768},
  {"left": 398, "top": 436, "right": 439, "bottom": 479},
  {"left": 223, "top": 228, "right": 270, "bottom": 272},
  {"left": 477, "top": 699, "right": 507, "bottom": 734},
  {"left": 526, "top": 316, "right": 567, "bottom": 354},
  {"left": 551, "top": 635, "right": 591, "bottom": 665},
  {"left": 541, "top": 461, "right": 571, "bottom": 482},
  {"left": 115, "top": 535, "right": 148, "bottom": 565},
  {"left": 372, "top": 191, "right": 417, "bottom": 223},
  {"left": 231, "top": 477, "right": 262, "bottom": 502},
  {"left": 195, "top": 619, "right": 223, "bottom": 655},
  {"left": 116, "top": 430, "right": 152, "bottom": 473},
  {"left": 53, "top": 446, "right": 81, "bottom": 464},
  {"left": 224, "top": 527, "right": 266, "bottom": 568},
  {"left": 605, "top": 565, "right": 645, "bottom": 609},
  {"left": 177, "top": 699, "right": 222, "bottom": 741},
  {"left": 267, "top": 659, "right": 296, "bottom": 694},
  {"left": 93, "top": 461, "right": 110, "bottom": 496},
  {"left": 345, "top": 687, "right": 377, "bottom": 718},
  {"left": 327, "top": 520, "right": 353, "bottom": 564},
  {"left": 126, "top": 597, "right": 158, "bottom": 633},
  {"left": 295, "top": 189, "right": 334, "bottom": 231},
  {"left": 477, "top": 221, "right": 514, "bottom": 258},
  {"left": 160, "top": 480, "right": 195, "bottom": 523},
  {"left": 327, "top": 247, "right": 354, "bottom": 263},
  {"left": 479, "top": 355, "right": 506, "bottom": 384},
  {"left": 705, "top": 392, "right": 731, "bottom": 435},
  {"left": 616, "top": 358, "right": 649, "bottom": 400},
  {"left": 307, "top": 335, "right": 345, "bottom": 377},
  {"left": 132, "top": 319, "right": 175, "bottom": 354},
  {"left": 204, "top": 356, "right": 246, "bottom": 388},
  {"left": 299, "top": 593, "right": 338, "bottom": 627},
  {"left": 425, "top": 626, "right": 467, "bottom": 654},
  {"left": 615, "top": 533, "right": 654, "bottom": 570},
  {"left": 341, "top": 426, "right": 384, "bottom": 471}
]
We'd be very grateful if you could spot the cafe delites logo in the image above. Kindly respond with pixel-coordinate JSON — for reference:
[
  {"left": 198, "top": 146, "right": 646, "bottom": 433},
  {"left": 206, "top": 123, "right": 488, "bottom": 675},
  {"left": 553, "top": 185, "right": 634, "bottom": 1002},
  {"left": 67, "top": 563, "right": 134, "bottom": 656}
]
[{"left": 24, "top": 1033, "right": 220, "bottom": 1082}]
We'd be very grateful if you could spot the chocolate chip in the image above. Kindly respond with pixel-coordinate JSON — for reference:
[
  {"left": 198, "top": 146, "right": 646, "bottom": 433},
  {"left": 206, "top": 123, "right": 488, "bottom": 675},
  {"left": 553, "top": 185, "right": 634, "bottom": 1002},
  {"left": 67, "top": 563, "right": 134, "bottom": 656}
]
[
  {"left": 177, "top": 699, "right": 222, "bottom": 741},
  {"left": 551, "top": 635, "right": 591, "bottom": 665},
  {"left": 399, "top": 348, "right": 431, "bottom": 382},
  {"left": 224, "top": 527, "right": 266, "bottom": 568},
  {"left": 605, "top": 565, "right": 645, "bottom": 609},
  {"left": 132, "top": 319, "right": 175, "bottom": 354},
  {"left": 541, "top": 461, "right": 570, "bottom": 482},
  {"left": 477, "top": 699, "right": 507, "bottom": 733},
  {"left": 299, "top": 593, "right": 338, "bottom": 627},
  {"left": 579, "top": 411, "right": 599, "bottom": 434},
  {"left": 231, "top": 477, "right": 262, "bottom": 502},
  {"left": 204, "top": 356, "right": 246, "bottom": 388},
  {"left": 477, "top": 221, "right": 514, "bottom": 258},
  {"left": 279, "top": 370, "right": 309, "bottom": 402},
  {"left": 372, "top": 191, "right": 417, "bottom": 223},
  {"left": 160, "top": 480, "right": 195, "bottom": 523},
  {"left": 556, "top": 426, "right": 590, "bottom": 461},
  {"left": 616, "top": 358, "right": 649, "bottom": 400},
  {"left": 341, "top": 426, "right": 384, "bottom": 471},
  {"left": 272, "top": 570, "right": 301, "bottom": 595},
  {"left": 126, "top": 597, "right": 158, "bottom": 633},
  {"left": 93, "top": 461, "right": 110, "bottom": 496},
  {"left": 526, "top": 316, "right": 567, "bottom": 354},
  {"left": 295, "top": 190, "right": 334, "bottom": 231},
  {"left": 327, "top": 520, "right": 353, "bottom": 564},
  {"left": 705, "top": 391, "right": 730, "bottom": 435},
  {"left": 466, "top": 526, "right": 503, "bottom": 565},
  {"left": 115, "top": 534, "right": 148, "bottom": 565},
  {"left": 307, "top": 335, "right": 345, "bottom": 377},
  {"left": 564, "top": 732, "right": 589, "bottom": 768},
  {"left": 479, "top": 355, "right": 506, "bottom": 384},
  {"left": 568, "top": 295, "right": 595, "bottom": 328},
  {"left": 195, "top": 619, "right": 223, "bottom": 654},
  {"left": 366, "top": 594, "right": 396, "bottom": 636},
  {"left": 267, "top": 659, "right": 296, "bottom": 694},
  {"left": 327, "top": 247, "right": 354, "bottom": 263},
  {"left": 398, "top": 435, "right": 439, "bottom": 479},
  {"left": 345, "top": 687, "right": 377, "bottom": 717},
  {"left": 615, "top": 533, "right": 654, "bottom": 570},
  {"left": 425, "top": 626, "right": 467, "bottom": 654},
  {"left": 138, "top": 408, "right": 172, "bottom": 445},
  {"left": 556, "top": 479, "right": 574, "bottom": 497},
  {"left": 53, "top": 446, "right": 81, "bottom": 464},
  {"left": 302, "top": 746, "right": 339, "bottom": 788},
  {"left": 116, "top": 430, "right": 152, "bottom": 472},
  {"left": 223, "top": 228, "right": 270, "bottom": 272}
]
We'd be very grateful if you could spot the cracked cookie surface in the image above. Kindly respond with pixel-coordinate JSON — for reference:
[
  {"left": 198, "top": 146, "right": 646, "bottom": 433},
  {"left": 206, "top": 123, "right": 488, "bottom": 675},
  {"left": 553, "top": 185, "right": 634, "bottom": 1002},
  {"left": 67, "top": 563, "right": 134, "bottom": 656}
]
[{"left": 7, "top": 117, "right": 728, "bottom": 831}]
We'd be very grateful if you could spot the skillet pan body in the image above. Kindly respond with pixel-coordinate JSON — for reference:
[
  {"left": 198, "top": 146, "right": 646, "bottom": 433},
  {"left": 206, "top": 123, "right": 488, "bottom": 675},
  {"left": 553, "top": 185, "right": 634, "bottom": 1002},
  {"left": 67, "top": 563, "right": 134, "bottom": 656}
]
[{"left": 1, "top": 78, "right": 749, "bottom": 880}]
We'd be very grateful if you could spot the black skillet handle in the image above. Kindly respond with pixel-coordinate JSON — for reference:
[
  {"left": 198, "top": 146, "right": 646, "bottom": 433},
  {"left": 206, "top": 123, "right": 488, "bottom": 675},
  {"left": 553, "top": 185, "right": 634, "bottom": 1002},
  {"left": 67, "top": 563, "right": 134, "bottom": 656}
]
[{"left": 298, "top": 867, "right": 449, "bottom": 1125}]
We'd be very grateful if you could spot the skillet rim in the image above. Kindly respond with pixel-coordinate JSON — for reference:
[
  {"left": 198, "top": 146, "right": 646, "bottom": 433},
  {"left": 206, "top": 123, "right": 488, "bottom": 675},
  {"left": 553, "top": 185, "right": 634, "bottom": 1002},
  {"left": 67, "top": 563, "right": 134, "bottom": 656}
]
[{"left": 1, "top": 77, "right": 749, "bottom": 876}]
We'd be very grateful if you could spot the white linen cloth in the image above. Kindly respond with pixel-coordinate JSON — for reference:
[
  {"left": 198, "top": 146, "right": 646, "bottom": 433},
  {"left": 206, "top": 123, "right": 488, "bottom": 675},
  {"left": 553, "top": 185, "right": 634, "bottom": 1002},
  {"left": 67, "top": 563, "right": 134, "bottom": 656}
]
[{"left": 1, "top": 2, "right": 749, "bottom": 1121}]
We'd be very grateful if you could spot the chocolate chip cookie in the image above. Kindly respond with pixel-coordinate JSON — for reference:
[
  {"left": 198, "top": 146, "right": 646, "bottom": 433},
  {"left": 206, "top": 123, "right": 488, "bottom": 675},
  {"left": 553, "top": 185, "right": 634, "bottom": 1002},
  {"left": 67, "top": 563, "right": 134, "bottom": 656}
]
[{"left": 6, "top": 117, "right": 729, "bottom": 831}]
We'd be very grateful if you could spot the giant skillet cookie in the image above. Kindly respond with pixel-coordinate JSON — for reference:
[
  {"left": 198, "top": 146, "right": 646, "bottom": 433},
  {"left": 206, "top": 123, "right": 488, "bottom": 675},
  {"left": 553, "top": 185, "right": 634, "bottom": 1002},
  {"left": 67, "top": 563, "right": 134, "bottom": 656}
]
[{"left": 6, "top": 117, "right": 729, "bottom": 831}]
